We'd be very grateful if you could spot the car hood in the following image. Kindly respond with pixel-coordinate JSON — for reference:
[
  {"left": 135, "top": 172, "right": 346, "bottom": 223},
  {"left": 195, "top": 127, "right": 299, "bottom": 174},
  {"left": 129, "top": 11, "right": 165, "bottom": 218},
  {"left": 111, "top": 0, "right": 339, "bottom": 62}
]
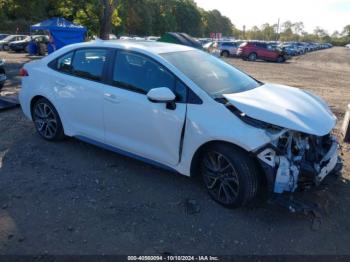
[{"left": 223, "top": 83, "right": 336, "bottom": 136}]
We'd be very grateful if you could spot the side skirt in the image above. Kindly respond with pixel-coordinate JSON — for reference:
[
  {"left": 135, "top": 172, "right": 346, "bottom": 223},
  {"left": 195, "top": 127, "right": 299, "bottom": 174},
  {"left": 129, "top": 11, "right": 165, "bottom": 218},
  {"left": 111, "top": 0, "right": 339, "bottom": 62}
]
[{"left": 75, "top": 135, "right": 178, "bottom": 174}]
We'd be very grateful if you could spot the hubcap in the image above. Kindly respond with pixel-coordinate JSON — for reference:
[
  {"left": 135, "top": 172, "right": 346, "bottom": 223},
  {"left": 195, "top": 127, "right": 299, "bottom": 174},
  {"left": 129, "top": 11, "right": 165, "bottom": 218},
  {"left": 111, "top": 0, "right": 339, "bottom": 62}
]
[
  {"left": 33, "top": 103, "right": 58, "bottom": 139},
  {"left": 202, "top": 151, "right": 239, "bottom": 204}
]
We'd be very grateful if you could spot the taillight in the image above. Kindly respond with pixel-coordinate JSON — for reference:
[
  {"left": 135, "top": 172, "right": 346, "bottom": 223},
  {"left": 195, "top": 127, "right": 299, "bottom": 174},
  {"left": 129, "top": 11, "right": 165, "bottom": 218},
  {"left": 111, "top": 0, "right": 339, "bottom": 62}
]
[{"left": 19, "top": 68, "right": 28, "bottom": 77}]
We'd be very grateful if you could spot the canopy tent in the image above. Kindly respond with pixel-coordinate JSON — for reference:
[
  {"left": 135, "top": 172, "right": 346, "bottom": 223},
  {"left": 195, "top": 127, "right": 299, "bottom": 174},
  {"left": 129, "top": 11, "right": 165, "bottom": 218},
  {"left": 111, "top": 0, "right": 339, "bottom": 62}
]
[{"left": 30, "top": 17, "right": 86, "bottom": 53}]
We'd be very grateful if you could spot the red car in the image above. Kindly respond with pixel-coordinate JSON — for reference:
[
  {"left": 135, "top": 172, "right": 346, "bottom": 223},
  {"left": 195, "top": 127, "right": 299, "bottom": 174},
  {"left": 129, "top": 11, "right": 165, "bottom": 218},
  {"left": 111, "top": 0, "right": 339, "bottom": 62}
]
[{"left": 237, "top": 41, "right": 286, "bottom": 62}]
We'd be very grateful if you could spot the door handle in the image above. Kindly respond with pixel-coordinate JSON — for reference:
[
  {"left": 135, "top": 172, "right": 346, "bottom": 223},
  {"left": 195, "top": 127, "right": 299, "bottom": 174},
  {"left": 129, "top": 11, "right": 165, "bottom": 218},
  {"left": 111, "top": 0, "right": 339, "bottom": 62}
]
[
  {"left": 55, "top": 80, "right": 66, "bottom": 87},
  {"left": 104, "top": 93, "right": 120, "bottom": 103},
  {"left": 104, "top": 93, "right": 116, "bottom": 99}
]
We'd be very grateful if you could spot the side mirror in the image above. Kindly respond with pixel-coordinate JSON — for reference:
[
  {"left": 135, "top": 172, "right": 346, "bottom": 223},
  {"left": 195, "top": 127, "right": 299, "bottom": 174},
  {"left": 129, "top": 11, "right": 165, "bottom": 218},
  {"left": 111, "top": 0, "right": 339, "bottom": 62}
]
[{"left": 147, "top": 87, "right": 176, "bottom": 110}]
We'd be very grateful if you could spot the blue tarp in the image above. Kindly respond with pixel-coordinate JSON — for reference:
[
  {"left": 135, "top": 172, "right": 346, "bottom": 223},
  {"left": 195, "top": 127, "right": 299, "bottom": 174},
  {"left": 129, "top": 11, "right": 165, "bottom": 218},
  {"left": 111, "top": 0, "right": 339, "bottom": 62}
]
[{"left": 31, "top": 17, "right": 86, "bottom": 52}]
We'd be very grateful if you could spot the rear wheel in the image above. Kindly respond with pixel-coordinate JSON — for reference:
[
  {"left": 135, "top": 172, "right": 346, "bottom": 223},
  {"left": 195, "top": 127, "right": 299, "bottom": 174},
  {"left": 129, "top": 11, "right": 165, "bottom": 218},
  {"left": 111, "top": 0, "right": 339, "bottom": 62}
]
[
  {"left": 31, "top": 98, "right": 65, "bottom": 141},
  {"left": 200, "top": 144, "right": 261, "bottom": 208},
  {"left": 221, "top": 50, "right": 229, "bottom": 57},
  {"left": 248, "top": 52, "right": 257, "bottom": 61}
]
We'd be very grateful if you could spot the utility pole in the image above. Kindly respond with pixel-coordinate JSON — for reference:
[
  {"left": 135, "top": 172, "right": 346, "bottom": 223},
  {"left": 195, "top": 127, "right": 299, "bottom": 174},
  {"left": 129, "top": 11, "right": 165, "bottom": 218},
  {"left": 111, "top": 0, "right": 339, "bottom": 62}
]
[{"left": 276, "top": 18, "right": 280, "bottom": 41}]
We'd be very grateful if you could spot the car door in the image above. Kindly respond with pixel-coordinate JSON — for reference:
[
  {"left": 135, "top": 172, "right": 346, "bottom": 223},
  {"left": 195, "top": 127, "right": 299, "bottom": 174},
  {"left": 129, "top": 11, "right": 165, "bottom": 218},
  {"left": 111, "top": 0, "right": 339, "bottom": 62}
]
[
  {"left": 265, "top": 44, "right": 278, "bottom": 60},
  {"left": 49, "top": 48, "right": 110, "bottom": 142},
  {"left": 257, "top": 43, "right": 268, "bottom": 59},
  {"left": 103, "top": 50, "right": 187, "bottom": 166}
]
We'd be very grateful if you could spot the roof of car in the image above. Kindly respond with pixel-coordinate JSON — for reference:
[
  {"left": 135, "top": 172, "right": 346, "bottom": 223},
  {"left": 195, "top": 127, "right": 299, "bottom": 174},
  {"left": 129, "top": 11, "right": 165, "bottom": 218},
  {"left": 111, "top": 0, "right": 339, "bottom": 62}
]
[{"left": 85, "top": 40, "right": 196, "bottom": 54}]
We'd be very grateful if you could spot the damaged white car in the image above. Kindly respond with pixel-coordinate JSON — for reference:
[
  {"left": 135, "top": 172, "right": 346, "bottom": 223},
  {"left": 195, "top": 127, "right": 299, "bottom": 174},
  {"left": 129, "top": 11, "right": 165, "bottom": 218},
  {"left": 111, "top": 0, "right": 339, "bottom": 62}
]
[{"left": 19, "top": 41, "right": 341, "bottom": 208}]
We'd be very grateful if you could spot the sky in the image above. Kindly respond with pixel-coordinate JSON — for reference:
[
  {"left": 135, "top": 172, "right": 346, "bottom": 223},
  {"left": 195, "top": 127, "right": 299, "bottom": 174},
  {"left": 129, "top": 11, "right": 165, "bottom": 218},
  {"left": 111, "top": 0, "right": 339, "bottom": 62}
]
[{"left": 194, "top": 0, "right": 350, "bottom": 34}]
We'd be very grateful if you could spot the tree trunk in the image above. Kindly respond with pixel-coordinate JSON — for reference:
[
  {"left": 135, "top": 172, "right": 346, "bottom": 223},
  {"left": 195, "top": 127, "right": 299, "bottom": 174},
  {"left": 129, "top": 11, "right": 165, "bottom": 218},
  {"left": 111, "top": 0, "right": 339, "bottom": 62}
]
[{"left": 99, "top": 0, "right": 118, "bottom": 40}]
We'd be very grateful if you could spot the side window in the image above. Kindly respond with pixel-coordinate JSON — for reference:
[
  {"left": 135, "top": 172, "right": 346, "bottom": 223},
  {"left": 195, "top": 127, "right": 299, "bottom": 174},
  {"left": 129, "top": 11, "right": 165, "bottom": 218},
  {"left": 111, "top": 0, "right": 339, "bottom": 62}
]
[
  {"left": 71, "top": 49, "right": 107, "bottom": 81},
  {"left": 113, "top": 51, "right": 175, "bottom": 94},
  {"left": 175, "top": 80, "right": 187, "bottom": 103},
  {"left": 57, "top": 52, "right": 74, "bottom": 73}
]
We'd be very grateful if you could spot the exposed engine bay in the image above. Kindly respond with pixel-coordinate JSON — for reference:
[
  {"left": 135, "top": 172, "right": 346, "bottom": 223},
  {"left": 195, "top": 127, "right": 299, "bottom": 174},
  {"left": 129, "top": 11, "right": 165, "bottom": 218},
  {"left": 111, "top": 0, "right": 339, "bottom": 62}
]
[
  {"left": 217, "top": 98, "right": 341, "bottom": 195},
  {"left": 257, "top": 131, "right": 339, "bottom": 194}
]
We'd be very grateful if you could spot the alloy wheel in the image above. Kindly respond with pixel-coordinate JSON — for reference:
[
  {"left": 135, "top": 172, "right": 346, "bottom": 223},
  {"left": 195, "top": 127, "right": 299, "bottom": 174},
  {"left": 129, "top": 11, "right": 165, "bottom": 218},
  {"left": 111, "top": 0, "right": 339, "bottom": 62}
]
[
  {"left": 201, "top": 151, "right": 240, "bottom": 205},
  {"left": 33, "top": 102, "right": 58, "bottom": 139}
]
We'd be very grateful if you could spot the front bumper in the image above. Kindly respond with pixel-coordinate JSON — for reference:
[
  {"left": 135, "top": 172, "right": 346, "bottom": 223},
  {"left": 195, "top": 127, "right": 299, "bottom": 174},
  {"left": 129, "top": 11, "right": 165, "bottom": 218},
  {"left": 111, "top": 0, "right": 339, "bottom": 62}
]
[{"left": 256, "top": 135, "right": 341, "bottom": 194}]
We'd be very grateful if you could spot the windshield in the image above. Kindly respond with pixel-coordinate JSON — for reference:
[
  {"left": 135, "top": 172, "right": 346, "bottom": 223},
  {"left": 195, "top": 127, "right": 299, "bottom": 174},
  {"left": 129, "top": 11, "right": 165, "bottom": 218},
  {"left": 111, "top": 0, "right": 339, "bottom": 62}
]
[{"left": 161, "top": 50, "right": 261, "bottom": 98}]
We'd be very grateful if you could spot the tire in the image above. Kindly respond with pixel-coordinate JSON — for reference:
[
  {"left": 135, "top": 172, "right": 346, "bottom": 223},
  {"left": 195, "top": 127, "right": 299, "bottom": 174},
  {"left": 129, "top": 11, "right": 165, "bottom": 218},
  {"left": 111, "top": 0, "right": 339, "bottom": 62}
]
[
  {"left": 248, "top": 52, "right": 257, "bottom": 61},
  {"left": 200, "top": 143, "right": 261, "bottom": 208},
  {"left": 31, "top": 97, "right": 65, "bottom": 141},
  {"left": 276, "top": 56, "right": 284, "bottom": 63},
  {"left": 221, "top": 50, "right": 229, "bottom": 58}
]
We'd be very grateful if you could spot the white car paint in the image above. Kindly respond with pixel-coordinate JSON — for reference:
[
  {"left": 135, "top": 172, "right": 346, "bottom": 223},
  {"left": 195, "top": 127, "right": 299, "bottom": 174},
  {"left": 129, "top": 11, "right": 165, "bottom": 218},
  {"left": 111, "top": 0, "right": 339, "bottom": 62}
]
[
  {"left": 19, "top": 40, "right": 339, "bottom": 196},
  {"left": 223, "top": 83, "right": 336, "bottom": 136}
]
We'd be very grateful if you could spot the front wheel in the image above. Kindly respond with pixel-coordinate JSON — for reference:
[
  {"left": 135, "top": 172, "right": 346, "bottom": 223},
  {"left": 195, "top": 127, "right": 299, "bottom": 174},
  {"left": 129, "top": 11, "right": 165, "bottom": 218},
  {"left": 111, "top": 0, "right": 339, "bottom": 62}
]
[
  {"left": 277, "top": 56, "right": 285, "bottom": 63},
  {"left": 200, "top": 144, "right": 261, "bottom": 208},
  {"left": 31, "top": 98, "right": 65, "bottom": 141}
]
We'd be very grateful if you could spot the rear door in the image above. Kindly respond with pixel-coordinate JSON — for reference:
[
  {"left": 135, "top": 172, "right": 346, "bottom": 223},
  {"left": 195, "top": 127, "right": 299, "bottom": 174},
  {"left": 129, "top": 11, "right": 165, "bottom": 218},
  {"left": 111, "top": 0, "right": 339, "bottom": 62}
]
[
  {"left": 49, "top": 48, "right": 111, "bottom": 142},
  {"left": 256, "top": 43, "right": 268, "bottom": 58},
  {"left": 103, "top": 50, "right": 187, "bottom": 166}
]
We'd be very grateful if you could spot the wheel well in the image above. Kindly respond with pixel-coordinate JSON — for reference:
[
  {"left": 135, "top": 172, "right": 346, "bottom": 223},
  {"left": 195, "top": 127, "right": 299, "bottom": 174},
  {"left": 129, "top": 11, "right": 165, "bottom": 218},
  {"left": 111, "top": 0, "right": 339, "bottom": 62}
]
[
  {"left": 30, "top": 95, "right": 45, "bottom": 115},
  {"left": 190, "top": 140, "right": 267, "bottom": 186},
  {"left": 190, "top": 141, "right": 245, "bottom": 177}
]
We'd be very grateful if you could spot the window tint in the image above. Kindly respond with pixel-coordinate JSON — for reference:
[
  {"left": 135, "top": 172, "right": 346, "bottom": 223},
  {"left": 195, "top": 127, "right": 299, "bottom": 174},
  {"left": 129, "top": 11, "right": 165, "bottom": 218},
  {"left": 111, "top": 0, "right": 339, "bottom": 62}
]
[
  {"left": 222, "top": 42, "right": 234, "bottom": 47},
  {"left": 71, "top": 49, "right": 107, "bottom": 81},
  {"left": 113, "top": 51, "right": 175, "bottom": 94},
  {"left": 57, "top": 52, "right": 73, "bottom": 73},
  {"left": 175, "top": 80, "right": 187, "bottom": 102}
]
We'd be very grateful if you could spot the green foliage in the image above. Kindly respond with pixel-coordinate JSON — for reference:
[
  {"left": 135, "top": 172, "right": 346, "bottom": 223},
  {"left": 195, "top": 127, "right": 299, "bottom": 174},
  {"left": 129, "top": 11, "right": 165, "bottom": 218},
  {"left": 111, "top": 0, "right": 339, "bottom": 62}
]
[
  {"left": 0, "top": 0, "right": 234, "bottom": 37},
  {"left": 0, "top": 0, "right": 349, "bottom": 45}
]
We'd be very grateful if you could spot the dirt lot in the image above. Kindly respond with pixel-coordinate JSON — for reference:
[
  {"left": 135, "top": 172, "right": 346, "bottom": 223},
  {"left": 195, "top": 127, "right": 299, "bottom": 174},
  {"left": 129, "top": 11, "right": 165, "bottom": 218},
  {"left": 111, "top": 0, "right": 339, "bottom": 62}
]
[{"left": 0, "top": 47, "right": 350, "bottom": 255}]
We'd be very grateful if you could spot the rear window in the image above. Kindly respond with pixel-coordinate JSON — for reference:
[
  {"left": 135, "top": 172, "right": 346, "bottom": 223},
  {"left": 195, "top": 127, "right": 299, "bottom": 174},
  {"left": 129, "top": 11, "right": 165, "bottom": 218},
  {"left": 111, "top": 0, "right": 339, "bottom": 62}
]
[
  {"left": 52, "top": 48, "right": 108, "bottom": 82},
  {"left": 71, "top": 49, "right": 107, "bottom": 81}
]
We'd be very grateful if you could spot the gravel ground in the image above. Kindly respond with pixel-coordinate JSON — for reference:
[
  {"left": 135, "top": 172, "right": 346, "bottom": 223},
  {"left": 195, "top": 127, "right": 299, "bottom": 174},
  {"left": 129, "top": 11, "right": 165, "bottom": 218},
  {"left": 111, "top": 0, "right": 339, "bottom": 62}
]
[{"left": 0, "top": 48, "right": 349, "bottom": 255}]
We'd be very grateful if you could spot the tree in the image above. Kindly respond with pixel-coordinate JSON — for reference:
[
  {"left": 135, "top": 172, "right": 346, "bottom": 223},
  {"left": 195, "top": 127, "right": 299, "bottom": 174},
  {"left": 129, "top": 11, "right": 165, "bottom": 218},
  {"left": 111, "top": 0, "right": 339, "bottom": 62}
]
[
  {"left": 342, "top": 25, "right": 350, "bottom": 37},
  {"left": 202, "top": 9, "right": 233, "bottom": 37},
  {"left": 174, "top": 0, "right": 202, "bottom": 36},
  {"left": 99, "top": 0, "right": 119, "bottom": 39}
]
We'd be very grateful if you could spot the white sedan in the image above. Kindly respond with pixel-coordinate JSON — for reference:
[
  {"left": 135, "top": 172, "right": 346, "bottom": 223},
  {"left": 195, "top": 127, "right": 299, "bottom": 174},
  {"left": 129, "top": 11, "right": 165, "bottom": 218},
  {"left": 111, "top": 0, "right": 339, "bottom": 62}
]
[{"left": 19, "top": 40, "right": 340, "bottom": 208}]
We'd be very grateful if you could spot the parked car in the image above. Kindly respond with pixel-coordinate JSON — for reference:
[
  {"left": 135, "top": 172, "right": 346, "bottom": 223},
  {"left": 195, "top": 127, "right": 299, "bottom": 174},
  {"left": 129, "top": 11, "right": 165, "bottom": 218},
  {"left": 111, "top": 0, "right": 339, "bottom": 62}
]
[
  {"left": 202, "top": 41, "right": 221, "bottom": 56},
  {"left": 346, "top": 44, "right": 350, "bottom": 48},
  {"left": 9, "top": 35, "right": 48, "bottom": 53},
  {"left": 146, "top": 36, "right": 160, "bottom": 42},
  {"left": 158, "top": 32, "right": 202, "bottom": 49},
  {"left": 217, "top": 41, "right": 239, "bottom": 57},
  {"left": 0, "top": 35, "right": 27, "bottom": 51},
  {"left": 0, "top": 58, "right": 6, "bottom": 90},
  {"left": 237, "top": 41, "right": 286, "bottom": 62},
  {"left": 0, "top": 34, "right": 9, "bottom": 41},
  {"left": 19, "top": 41, "right": 340, "bottom": 208},
  {"left": 281, "top": 44, "right": 298, "bottom": 56}
]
